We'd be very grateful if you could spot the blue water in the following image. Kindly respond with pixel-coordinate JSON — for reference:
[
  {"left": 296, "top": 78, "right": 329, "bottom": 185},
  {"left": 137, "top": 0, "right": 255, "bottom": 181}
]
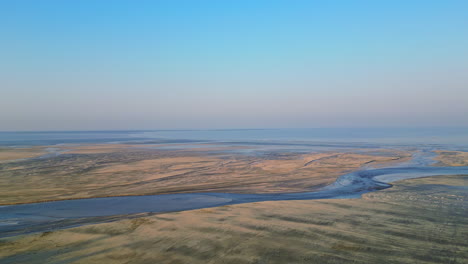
[
  {"left": 136, "top": 127, "right": 468, "bottom": 145},
  {"left": 1, "top": 128, "right": 468, "bottom": 148}
]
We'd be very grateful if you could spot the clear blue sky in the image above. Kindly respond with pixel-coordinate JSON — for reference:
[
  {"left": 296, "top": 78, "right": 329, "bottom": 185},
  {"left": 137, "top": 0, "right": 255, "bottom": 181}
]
[{"left": 1, "top": 0, "right": 467, "bottom": 130}]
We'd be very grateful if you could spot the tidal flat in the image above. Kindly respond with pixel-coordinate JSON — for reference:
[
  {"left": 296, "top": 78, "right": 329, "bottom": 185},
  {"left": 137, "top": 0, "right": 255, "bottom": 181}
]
[
  {"left": 0, "top": 175, "right": 466, "bottom": 264},
  {"left": 0, "top": 143, "right": 410, "bottom": 205},
  {"left": 0, "top": 142, "right": 467, "bottom": 263}
]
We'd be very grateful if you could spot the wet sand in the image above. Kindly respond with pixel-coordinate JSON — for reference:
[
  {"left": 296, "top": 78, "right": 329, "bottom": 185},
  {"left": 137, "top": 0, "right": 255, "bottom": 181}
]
[
  {"left": 434, "top": 150, "right": 468, "bottom": 166},
  {"left": 1, "top": 175, "right": 466, "bottom": 264},
  {"left": 0, "top": 144, "right": 410, "bottom": 205},
  {"left": 1, "top": 144, "right": 467, "bottom": 263},
  {"left": 0, "top": 147, "right": 47, "bottom": 163},
  {"left": 2, "top": 164, "right": 468, "bottom": 237}
]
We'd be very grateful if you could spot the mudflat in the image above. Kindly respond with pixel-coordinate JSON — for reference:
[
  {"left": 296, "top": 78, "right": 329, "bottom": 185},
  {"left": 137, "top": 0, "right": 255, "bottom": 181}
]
[
  {"left": 0, "top": 147, "right": 46, "bottom": 163},
  {"left": 0, "top": 143, "right": 410, "bottom": 205},
  {"left": 434, "top": 150, "right": 468, "bottom": 166},
  {"left": 1, "top": 144, "right": 467, "bottom": 264},
  {"left": 0, "top": 175, "right": 466, "bottom": 264}
]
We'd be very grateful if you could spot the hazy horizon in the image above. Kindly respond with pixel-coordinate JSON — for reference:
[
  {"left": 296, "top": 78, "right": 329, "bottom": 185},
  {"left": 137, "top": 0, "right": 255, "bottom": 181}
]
[
  {"left": 1, "top": 126, "right": 468, "bottom": 133},
  {"left": 1, "top": 0, "right": 468, "bottom": 131}
]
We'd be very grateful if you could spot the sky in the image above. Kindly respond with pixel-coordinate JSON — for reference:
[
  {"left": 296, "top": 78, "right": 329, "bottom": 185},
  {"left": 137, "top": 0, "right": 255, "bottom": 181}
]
[{"left": 1, "top": 0, "right": 467, "bottom": 130}]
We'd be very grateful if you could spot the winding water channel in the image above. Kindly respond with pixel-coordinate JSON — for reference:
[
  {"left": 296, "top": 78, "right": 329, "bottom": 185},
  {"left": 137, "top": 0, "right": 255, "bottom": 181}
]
[{"left": 1, "top": 157, "right": 468, "bottom": 237}]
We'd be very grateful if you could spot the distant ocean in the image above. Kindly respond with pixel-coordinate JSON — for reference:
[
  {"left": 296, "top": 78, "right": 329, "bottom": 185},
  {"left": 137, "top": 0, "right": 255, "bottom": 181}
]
[{"left": 1, "top": 128, "right": 467, "bottom": 149}]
